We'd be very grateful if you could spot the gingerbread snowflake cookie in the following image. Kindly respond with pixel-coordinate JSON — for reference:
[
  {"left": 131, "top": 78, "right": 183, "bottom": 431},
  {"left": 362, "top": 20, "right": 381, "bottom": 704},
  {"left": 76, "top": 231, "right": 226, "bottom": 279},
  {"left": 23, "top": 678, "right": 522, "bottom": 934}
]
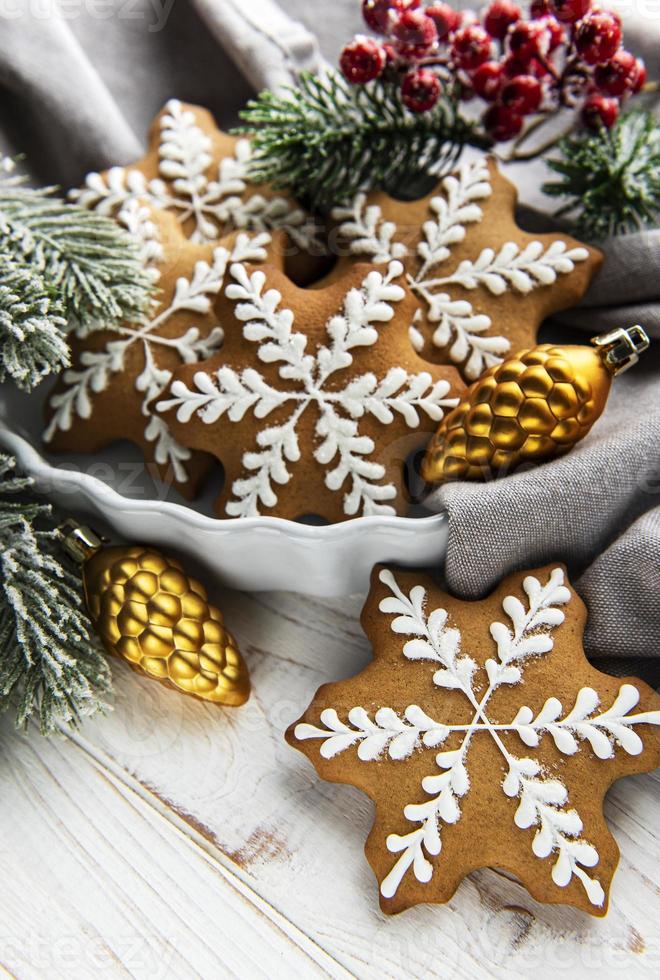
[
  {"left": 157, "top": 261, "right": 465, "bottom": 521},
  {"left": 289, "top": 564, "right": 660, "bottom": 915},
  {"left": 71, "top": 99, "right": 324, "bottom": 281},
  {"left": 44, "top": 202, "right": 282, "bottom": 497},
  {"left": 330, "top": 157, "right": 603, "bottom": 381}
]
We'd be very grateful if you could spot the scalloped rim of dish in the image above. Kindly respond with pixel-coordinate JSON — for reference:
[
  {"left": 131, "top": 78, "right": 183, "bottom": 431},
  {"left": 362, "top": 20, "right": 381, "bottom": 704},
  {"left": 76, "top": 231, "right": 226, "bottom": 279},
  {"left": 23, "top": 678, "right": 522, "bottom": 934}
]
[{"left": 0, "top": 424, "right": 446, "bottom": 540}]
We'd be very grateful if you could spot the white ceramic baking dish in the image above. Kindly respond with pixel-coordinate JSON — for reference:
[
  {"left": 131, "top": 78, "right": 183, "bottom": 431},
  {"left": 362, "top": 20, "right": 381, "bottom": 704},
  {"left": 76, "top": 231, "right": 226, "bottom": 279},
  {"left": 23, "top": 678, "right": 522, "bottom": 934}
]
[{"left": 0, "top": 384, "right": 448, "bottom": 596}]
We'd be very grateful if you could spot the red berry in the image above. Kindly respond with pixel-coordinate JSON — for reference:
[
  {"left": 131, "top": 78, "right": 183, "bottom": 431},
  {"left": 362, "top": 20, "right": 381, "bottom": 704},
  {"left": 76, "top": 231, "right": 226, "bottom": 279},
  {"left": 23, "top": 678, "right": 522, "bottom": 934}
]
[
  {"left": 538, "top": 14, "right": 565, "bottom": 51},
  {"left": 393, "top": 9, "right": 438, "bottom": 57},
  {"left": 383, "top": 42, "right": 397, "bottom": 64},
  {"left": 361, "top": 0, "right": 419, "bottom": 34},
  {"left": 451, "top": 25, "right": 492, "bottom": 71},
  {"left": 530, "top": 0, "right": 552, "bottom": 16},
  {"left": 507, "top": 20, "right": 549, "bottom": 63},
  {"left": 472, "top": 60, "right": 505, "bottom": 100},
  {"left": 401, "top": 68, "right": 442, "bottom": 111},
  {"left": 574, "top": 11, "right": 621, "bottom": 66},
  {"left": 483, "top": 1, "right": 521, "bottom": 41},
  {"left": 503, "top": 53, "right": 549, "bottom": 78},
  {"left": 582, "top": 94, "right": 619, "bottom": 129},
  {"left": 500, "top": 74, "right": 543, "bottom": 114},
  {"left": 340, "top": 37, "right": 387, "bottom": 84},
  {"left": 594, "top": 50, "right": 639, "bottom": 96},
  {"left": 632, "top": 58, "right": 647, "bottom": 93},
  {"left": 483, "top": 103, "right": 524, "bottom": 140},
  {"left": 426, "top": 2, "right": 461, "bottom": 39},
  {"left": 549, "top": 0, "right": 591, "bottom": 24}
]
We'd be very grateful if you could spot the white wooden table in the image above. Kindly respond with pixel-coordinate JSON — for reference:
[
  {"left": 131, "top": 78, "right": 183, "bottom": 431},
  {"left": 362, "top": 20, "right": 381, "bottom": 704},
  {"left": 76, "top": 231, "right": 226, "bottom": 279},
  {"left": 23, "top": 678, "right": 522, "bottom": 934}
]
[{"left": 0, "top": 587, "right": 658, "bottom": 979}]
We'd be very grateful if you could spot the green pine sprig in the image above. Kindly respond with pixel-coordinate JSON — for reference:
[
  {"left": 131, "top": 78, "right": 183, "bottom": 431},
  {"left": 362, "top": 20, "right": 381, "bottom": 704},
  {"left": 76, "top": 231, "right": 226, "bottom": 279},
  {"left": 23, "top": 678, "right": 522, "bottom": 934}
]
[
  {"left": 543, "top": 111, "right": 660, "bottom": 240},
  {"left": 0, "top": 156, "right": 153, "bottom": 391},
  {"left": 238, "top": 70, "right": 488, "bottom": 210},
  {"left": 0, "top": 454, "right": 112, "bottom": 734},
  {"left": 0, "top": 253, "right": 70, "bottom": 390}
]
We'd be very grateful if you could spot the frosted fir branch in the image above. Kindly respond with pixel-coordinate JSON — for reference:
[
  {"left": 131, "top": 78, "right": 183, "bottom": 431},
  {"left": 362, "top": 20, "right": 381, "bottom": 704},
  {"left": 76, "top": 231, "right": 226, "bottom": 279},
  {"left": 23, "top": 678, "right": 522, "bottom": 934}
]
[
  {"left": 486, "top": 567, "right": 571, "bottom": 688},
  {"left": 427, "top": 240, "right": 590, "bottom": 296},
  {"left": 0, "top": 157, "right": 152, "bottom": 334},
  {"left": 0, "top": 256, "right": 70, "bottom": 390},
  {"left": 503, "top": 754, "right": 605, "bottom": 907},
  {"left": 543, "top": 111, "right": 660, "bottom": 240},
  {"left": 0, "top": 455, "right": 112, "bottom": 734},
  {"left": 511, "top": 684, "right": 660, "bottom": 760},
  {"left": 238, "top": 70, "right": 483, "bottom": 210},
  {"left": 295, "top": 705, "right": 449, "bottom": 762}
]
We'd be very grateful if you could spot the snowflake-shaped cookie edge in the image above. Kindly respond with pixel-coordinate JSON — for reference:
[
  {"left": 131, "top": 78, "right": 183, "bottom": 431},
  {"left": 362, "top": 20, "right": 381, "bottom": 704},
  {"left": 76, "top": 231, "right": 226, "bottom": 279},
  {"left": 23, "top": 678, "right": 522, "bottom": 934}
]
[
  {"left": 71, "top": 98, "right": 322, "bottom": 251},
  {"left": 288, "top": 563, "right": 660, "bottom": 914},
  {"left": 333, "top": 157, "right": 598, "bottom": 381},
  {"left": 157, "top": 261, "right": 462, "bottom": 519}
]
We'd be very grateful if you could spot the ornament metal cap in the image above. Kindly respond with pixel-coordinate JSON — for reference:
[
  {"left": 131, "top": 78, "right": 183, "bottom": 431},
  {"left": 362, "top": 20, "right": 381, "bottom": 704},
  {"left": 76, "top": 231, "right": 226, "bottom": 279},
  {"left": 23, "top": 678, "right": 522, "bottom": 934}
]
[
  {"left": 592, "top": 325, "right": 650, "bottom": 376},
  {"left": 59, "top": 520, "right": 106, "bottom": 563}
]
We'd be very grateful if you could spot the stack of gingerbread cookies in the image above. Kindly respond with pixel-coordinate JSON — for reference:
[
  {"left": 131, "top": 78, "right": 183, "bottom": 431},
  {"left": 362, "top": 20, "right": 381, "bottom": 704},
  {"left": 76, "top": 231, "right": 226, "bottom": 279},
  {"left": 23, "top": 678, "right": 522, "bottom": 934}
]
[{"left": 44, "top": 100, "right": 601, "bottom": 523}]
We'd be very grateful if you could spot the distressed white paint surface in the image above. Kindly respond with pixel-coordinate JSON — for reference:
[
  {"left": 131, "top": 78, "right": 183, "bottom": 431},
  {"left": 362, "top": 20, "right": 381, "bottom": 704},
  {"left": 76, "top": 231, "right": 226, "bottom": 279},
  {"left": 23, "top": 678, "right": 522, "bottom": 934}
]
[{"left": 0, "top": 588, "right": 658, "bottom": 979}]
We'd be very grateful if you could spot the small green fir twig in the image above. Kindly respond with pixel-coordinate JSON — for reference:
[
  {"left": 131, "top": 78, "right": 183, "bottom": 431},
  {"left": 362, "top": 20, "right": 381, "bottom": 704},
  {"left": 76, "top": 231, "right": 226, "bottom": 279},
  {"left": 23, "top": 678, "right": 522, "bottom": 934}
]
[
  {"left": 0, "top": 455, "right": 112, "bottom": 734},
  {"left": 0, "top": 156, "right": 153, "bottom": 391},
  {"left": 543, "top": 111, "right": 660, "bottom": 240},
  {"left": 0, "top": 253, "right": 69, "bottom": 390},
  {"left": 238, "top": 70, "right": 489, "bottom": 210}
]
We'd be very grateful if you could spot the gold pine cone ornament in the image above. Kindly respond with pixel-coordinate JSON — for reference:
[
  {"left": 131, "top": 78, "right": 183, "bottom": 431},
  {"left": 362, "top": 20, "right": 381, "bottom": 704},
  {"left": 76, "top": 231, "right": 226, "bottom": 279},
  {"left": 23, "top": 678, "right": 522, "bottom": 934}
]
[
  {"left": 422, "top": 326, "right": 649, "bottom": 484},
  {"left": 63, "top": 526, "right": 250, "bottom": 706}
]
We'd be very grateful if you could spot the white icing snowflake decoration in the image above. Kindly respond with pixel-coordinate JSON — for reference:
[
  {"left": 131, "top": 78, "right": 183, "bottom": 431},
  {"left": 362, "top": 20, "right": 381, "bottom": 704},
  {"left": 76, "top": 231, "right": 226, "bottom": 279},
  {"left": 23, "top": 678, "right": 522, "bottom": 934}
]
[
  {"left": 71, "top": 99, "right": 320, "bottom": 250},
  {"left": 45, "top": 225, "right": 271, "bottom": 483},
  {"left": 332, "top": 159, "right": 591, "bottom": 380},
  {"left": 294, "top": 567, "right": 660, "bottom": 906},
  {"left": 158, "top": 261, "right": 459, "bottom": 518}
]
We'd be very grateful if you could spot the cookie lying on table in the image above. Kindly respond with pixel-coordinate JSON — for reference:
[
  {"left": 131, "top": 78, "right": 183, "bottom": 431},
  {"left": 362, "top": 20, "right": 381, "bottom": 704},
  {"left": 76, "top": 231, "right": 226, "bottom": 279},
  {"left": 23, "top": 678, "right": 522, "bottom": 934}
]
[{"left": 289, "top": 563, "right": 660, "bottom": 915}]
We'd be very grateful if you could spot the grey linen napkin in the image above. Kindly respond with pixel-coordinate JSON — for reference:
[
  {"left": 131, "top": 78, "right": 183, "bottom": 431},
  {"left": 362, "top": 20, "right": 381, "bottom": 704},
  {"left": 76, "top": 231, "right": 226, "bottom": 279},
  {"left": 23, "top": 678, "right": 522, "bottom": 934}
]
[{"left": 0, "top": 0, "right": 657, "bottom": 682}]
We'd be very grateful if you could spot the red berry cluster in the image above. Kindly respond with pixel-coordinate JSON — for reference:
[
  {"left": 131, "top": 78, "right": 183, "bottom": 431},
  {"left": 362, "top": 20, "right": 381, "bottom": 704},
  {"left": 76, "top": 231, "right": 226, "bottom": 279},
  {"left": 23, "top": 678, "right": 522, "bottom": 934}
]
[{"left": 340, "top": 0, "right": 646, "bottom": 140}]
